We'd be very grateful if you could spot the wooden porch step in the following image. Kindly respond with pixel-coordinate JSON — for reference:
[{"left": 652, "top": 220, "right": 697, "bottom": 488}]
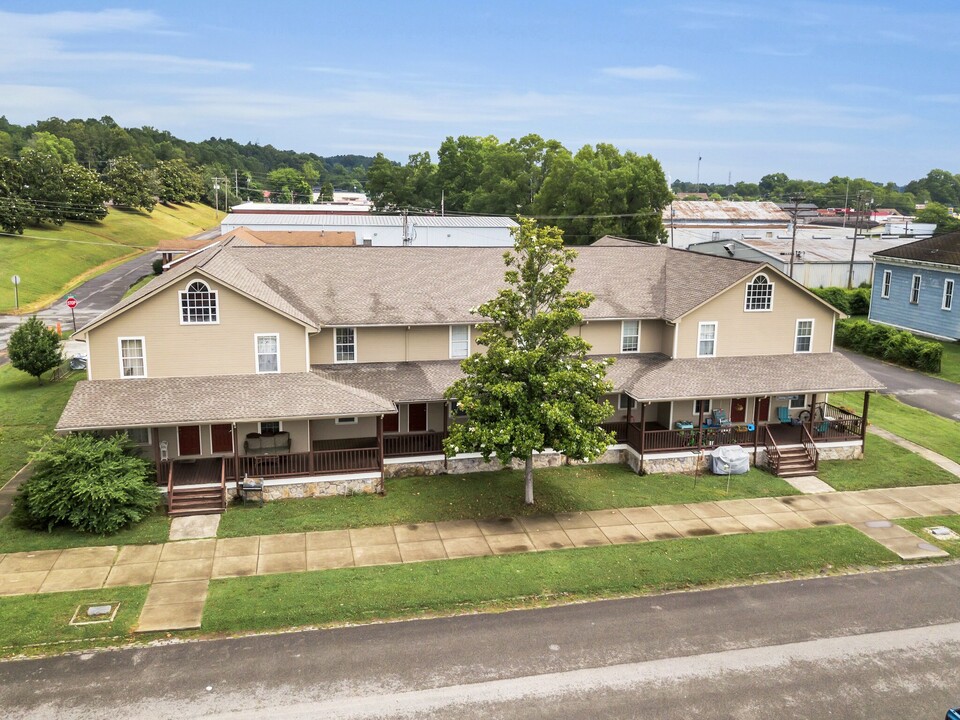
[{"left": 168, "top": 486, "right": 226, "bottom": 516}]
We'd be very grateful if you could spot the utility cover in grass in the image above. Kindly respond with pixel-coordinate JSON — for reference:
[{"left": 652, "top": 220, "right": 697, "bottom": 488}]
[{"left": 70, "top": 603, "right": 120, "bottom": 626}]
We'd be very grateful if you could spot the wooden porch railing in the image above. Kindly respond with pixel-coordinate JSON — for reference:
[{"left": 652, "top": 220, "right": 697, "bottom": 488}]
[
  {"left": 383, "top": 431, "right": 447, "bottom": 458},
  {"left": 233, "top": 447, "right": 380, "bottom": 480},
  {"left": 600, "top": 422, "right": 629, "bottom": 444},
  {"left": 166, "top": 459, "right": 174, "bottom": 497},
  {"left": 813, "top": 402, "right": 863, "bottom": 440},
  {"left": 764, "top": 426, "right": 782, "bottom": 475},
  {"left": 219, "top": 457, "right": 227, "bottom": 510},
  {"left": 800, "top": 425, "right": 820, "bottom": 472},
  {"left": 628, "top": 425, "right": 757, "bottom": 454}
]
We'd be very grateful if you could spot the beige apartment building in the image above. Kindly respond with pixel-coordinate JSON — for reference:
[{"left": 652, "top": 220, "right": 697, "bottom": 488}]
[{"left": 57, "top": 237, "right": 882, "bottom": 514}]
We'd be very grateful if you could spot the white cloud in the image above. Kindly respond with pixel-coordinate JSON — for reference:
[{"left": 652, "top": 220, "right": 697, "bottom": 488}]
[{"left": 602, "top": 65, "right": 694, "bottom": 81}]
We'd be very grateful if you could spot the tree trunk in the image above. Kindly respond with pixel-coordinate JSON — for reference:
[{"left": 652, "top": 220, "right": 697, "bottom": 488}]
[{"left": 524, "top": 453, "right": 534, "bottom": 505}]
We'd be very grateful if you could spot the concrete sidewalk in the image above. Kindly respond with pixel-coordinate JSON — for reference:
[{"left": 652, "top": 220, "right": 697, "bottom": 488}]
[{"left": 1, "top": 483, "right": 958, "bottom": 633}]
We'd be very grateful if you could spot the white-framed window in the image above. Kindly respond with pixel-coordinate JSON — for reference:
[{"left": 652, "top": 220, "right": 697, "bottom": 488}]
[
  {"left": 943, "top": 279, "right": 955, "bottom": 311},
  {"left": 881, "top": 269, "right": 892, "bottom": 299},
  {"left": 794, "top": 319, "right": 814, "bottom": 353},
  {"left": 450, "top": 325, "right": 470, "bottom": 359},
  {"left": 694, "top": 399, "right": 712, "bottom": 415},
  {"left": 618, "top": 393, "right": 636, "bottom": 410},
  {"left": 449, "top": 399, "right": 468, "bottom": 418},
  {"left": 697, "top": 321, "right": 717, "bottom": 358},
  {"left": 334, "top": 417, "right": 358, "bottom": 425},
  {"left": 118, "top": 337, "right": 146, "bottom": 378},
  {"left": 255, "top": 333, "right": 280, "bottom": 373},
  {"left": 910, "top": 274, "right": 921, "bottom": 304},
  {"left": 620, "top": 320, "right": 640, "bottom": 353},
  {"left": 334, "top": 327, "right": 356, "bottom": 363},
  {"left": 789, "top": 394, "right": 807, "bottom": 409},
  {"left": 744, "top": 273, "right": 774, "bottom": 311},
  {"left": 179, "top": 280, "right": 218, "bottom": 324},
  {"left": 259, "top": 421, "right": 281, "bottom": 435}
]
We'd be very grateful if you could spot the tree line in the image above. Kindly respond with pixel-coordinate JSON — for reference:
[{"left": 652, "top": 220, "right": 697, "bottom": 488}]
[
  {"left": 366, "top": 135, "right": 672, "bottom": 244},
  {"left": 670, "top": 168, "right": 960, "bottom": 214}
]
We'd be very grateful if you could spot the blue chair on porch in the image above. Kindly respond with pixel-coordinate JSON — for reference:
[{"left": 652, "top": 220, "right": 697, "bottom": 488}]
[
  {"left": 712, "top": 409, "right": 731, "bottom": 427},
  {"left": 776, "top": 406, "right": 792, "bottom": 424}
]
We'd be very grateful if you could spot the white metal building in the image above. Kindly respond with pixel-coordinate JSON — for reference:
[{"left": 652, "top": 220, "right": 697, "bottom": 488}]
[{"left": 219, "top": 213, "right": 519, "bottom": 247}]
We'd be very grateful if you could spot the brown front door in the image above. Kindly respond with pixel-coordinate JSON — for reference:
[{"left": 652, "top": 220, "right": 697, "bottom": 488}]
[
  {"left": 730, "top": 397, "right": 747, "bottom": 423},
  {"left": 756, "top": 397, "right": 771, "bottom": 424},
  {"left": 211, "top": 424, "right": 233, "bottom": 454},
  {"left": 408, "top": 403, "right": 427, "bottom": 433},
  {"left": 178, "top": 425, "right": 201, "bottom": 456},
  {"left": 383, "top": 413, "right": 399, "bottom": 433}
]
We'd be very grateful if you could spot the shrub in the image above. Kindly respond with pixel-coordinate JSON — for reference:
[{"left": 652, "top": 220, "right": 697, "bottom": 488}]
[
  {"left": 811, "top": 287, "right": 850, "bottom": 314},
  {"left": 152, "top": 258, "right": 164, "bottom": 275},
  {"left": 7, "top": 316, "right": 62, "bottom": 384},
  {"left": 13, "top": 433, "right": 160, "bottom": 534},
  {"left": 810, "top": 286, "right": 871, "bottom": 316},
  {"left": 835, "top": 319, "right": 942, "bottom": 373},
  {"left": 849, "top": 288, "right": 871, "bottom": 316}
]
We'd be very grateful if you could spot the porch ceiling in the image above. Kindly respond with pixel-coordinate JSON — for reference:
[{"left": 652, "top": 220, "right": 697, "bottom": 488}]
[{"left": 56, "top": 372, "right": 395, "bottom": 431}]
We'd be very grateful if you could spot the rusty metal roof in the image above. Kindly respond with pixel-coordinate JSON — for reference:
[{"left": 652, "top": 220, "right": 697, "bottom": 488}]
[{"left": 664, "top": 201, "right": 790, "bottom": 224}]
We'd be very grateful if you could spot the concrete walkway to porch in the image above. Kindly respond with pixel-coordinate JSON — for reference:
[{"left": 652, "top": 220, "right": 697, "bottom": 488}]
[{"left": 1, "top": 482, "right": 958, "bottom": 633}]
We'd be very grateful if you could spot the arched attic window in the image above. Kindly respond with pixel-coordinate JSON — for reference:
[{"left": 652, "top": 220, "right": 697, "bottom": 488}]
[
  {"left": 180, "top": 280, "right": 219, "bottom": 324},
  {"left": 744, "top": 273, "right": 774, "bottom": 311}
]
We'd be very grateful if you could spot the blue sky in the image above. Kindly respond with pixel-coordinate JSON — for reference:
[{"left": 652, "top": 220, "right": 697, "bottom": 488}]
[{"left": 1, "top": 1, "right": 958, "bottom": 184}]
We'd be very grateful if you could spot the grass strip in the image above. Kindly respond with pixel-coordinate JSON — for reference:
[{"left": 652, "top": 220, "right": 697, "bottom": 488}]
[
  {"left": 832, "top": 391, "right": 960, "bottom": 465},
  {"left": 818, "top": 434, "right": 958, "bottom": 491},
  {"left": 218, "top": 464, "right": 798, "bottom": 539},
  {"left": 203, "top": 526, "right": 897, "bottom": 634},
  {"left": 0, "top": 511, "right": 170, "bottom": 554},
  {"left": 0, "top": 586, "right": 148, "bottom": 658},
  {"left": 897, "top": 515, "right": 960, "bottom": 557}
]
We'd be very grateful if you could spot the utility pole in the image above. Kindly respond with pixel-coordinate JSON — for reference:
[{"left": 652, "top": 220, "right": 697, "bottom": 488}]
[
  {"left": 212, "top": 176, "right": 228, "bottom": 218},
  {"left": 234, "top": 169, "right": 239, "bottom": 199},
  {"left": 848, "top": 190, "right": 869, "bottom": 289},
  {"left": 787, "top": 195, "right": 805, "bottom": 279},
  {"left": 670, "top": 201, "right": 675, "bottom": 248},
  {"left": 696, "top": 155, "right": 702, "bottom": 193}
]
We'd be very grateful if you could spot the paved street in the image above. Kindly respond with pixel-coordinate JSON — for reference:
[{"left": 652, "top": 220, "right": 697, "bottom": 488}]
[
  {"left": 2, "top": 562, "right": 960, "bottom": 719},
  {"left": 841, "top": 348, "right": 960, "bottom": 421}
]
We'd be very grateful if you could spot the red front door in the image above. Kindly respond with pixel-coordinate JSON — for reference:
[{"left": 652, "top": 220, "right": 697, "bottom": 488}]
[
  {"left": 211, "top": 424, "right": 233, "bottom": 454},
  {"left": 730, "top": 397, "right": 747, "bottom": 423},
  {"left": 383, "top": 413, "right": 399, "bottom": 433},
  {"left": 408, "top": 403, "right": 427, "bottom": 433},
  {"left": 756, "top": 397, "right": 771, "bottom": 424},
  {"left": 178, "top": 425, "right": 201, "bottom": 456}
]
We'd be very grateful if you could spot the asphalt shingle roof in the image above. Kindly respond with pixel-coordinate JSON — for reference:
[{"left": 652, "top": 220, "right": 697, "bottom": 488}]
[
  {"left": 872, "top": 230, "right": 960, "bottom": 267},
  {"left": 56, "top": 373, "right": 395, "bottom": 430}
]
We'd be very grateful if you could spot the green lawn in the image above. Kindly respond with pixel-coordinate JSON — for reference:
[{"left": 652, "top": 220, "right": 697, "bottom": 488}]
[
  {"left": 218, "top": 464, "right": 799, "bottom": 539},
  {"left": 819, "top": 434, "right": 957, "bottom": 491},
  {"left": 897, "top": 515, "right": 960, "bottom": 557},
  {"left": 832, "top": 391, "right": 960, "bottom": 465},
  {"left": 0, "top": 363, "right": 82, "bottom": 486},
  {"left": 932, "top": 340, "right": 960, "bottom": 384},
  {"left": 0, "top": 511, "right": 170, "bottom": 554},
  {"left": 122, "top": 273, "right": 158, "bottom": 299},
  {"left": 1, "top": 202, "right": 218, "bottom": 313},
  {"left": 203, "top": 526, "right": 898, "bottom": 634},
  {"left": 0, "top": 586, "right": 147, "bottom": 658}
]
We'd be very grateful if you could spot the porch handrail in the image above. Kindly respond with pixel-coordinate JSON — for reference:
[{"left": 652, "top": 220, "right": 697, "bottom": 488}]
[
  {"left": 764, "top": 426, "right": 781, "bottom": 474},
  {"left": 219, "top": 457, "right": 227, "bottom": 510},
  {"left": 166, "top": 460, "right": 174, "bottom": 498},
  {"left": 800, "top": 424, "right": 820, "bottom": 471}
]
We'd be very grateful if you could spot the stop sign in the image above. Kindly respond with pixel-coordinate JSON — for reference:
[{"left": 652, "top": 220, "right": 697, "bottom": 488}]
[{"left": 66, "top": 296, "right": 77, "bottom": 309}]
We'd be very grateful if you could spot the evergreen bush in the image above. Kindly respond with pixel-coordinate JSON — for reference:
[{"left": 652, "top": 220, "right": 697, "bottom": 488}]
[
  {"left": 13, "top": 433, "right": 160, "bottom": 534},
  {"left": 834, "top": 319, "right": 942, "bottom": 373}
]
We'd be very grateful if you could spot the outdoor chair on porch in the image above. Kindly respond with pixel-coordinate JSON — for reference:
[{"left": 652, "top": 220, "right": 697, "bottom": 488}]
[
  {"left": 776, "top": 406, "right": 800, "bottom": 425},
  {"left": 712, "top": 409, "right": 731, "bottom": 427}
]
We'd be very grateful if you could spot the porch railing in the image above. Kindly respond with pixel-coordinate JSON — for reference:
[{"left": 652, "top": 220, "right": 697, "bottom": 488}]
[
  {"left": 800, "top": 425, "right": 820, "bottom": 472},
  {"left": 764, "top": 426, "right": 782, "bottom": 475},
  {"left": 232, "top": 447, "right": 380, "bottom": 480},
  {"left": 813, "top": 402, "right": 863, "bottom": 440},
  {"left": 383, "top": 431, "right": 447, "bottom": 457},
  {"left": 600, "top": 422, "right": 629, "bottom": 444},
  {"left": 630, "top": 425, "right": 756, "bottom": 454}
]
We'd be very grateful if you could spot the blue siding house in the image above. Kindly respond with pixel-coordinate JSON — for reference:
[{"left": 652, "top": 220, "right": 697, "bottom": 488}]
[{"left": 868, "top": 231, "right": 960, "bottom": 340}]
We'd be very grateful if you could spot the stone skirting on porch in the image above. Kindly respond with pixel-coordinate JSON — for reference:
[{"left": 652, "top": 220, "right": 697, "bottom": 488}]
[{"left": 383, "top": 447, "right": 625, "bottom": 478}]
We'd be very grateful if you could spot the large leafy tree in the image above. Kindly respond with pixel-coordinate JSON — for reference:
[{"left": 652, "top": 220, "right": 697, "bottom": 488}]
[
  {"left": 915, "top": 202, "right": 960, "bottom": 233},
  {"left": 104, "top": 155, "right": 155, "bottom": 211},
  {"left": 0, "top": 156, "right": 31, "bottom": 233},
  {"left": 17, "top": 148, "right": 70, "bottom": 226},
  {"left": 155, "top": 158, "right": 204, "bottom": 204},
  {"left": 62, "top": 163, "right": 109, "bottom": 221},
  {"left": 8, "top": 316, "right": 63, "bottom": 384},
  {"left": 445, "top": 219, "right": 615, "bottom": 505}
]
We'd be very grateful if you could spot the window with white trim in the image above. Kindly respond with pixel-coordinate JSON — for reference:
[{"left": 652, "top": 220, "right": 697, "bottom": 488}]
[
  {"left": 259, "top": 421, "right": 281, "bottom": 435},
  {"left": 794, "top": 319, "right": 814, "bottom": 353},
  {"left": 334, "top": 417, "right": 358, "bottom": 425},
  {"left": 697, "top": 321, "right": 717, "bottom": 358},
  {"left": 450, "top": 325, "right": 470, "bottom": 358},
  {"left": 255, "top": 333, "right": 279, "bottom": 373},
  {"left": 789, "top": 394, "right": 807, "bottom": 409},
  {"left": 694, "top": 399, "right": 711, "bottom": 415},
  {"left": 124, "top": 427, "right": 151, "bottom": 445},
  {"left": 744, "top": 273, "right": 774, "bottom": 311},
  {"left": 118, "top": 337, "right": 146, "bottom": 377},
  {"left": 881, "top": 269, "right": 892, "bottom": 299},
  {"left": 179, "top": 280, "right": 218, "bottom": 323},
  {"left": 943, "top": 279, "right": 954, "bottom": 311},
  {"left": 618, "top": 393, "right": 636, "bottom": 410},
  {"left": 334, "top": 327, "right": 356, "bottom": 363},
  {"left": 910, "top": 274, "right": 921, "bottom": 304},
  {"left": 620, "top": 320, "right": 640, "bottom": 353}
]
